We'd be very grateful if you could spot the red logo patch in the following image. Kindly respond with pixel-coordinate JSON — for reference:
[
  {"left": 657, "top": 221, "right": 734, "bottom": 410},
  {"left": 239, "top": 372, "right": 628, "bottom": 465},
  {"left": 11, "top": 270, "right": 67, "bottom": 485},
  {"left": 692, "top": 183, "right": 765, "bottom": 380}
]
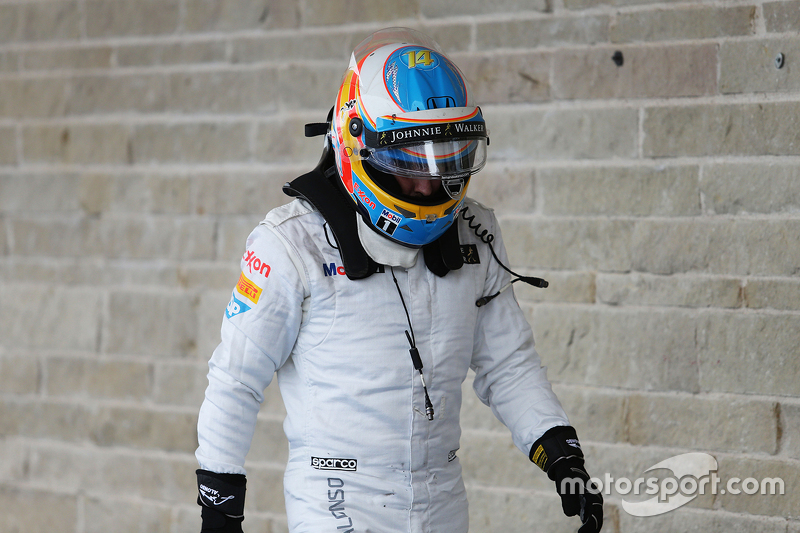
[{"left": 243, "top": 249, "right": 271, "bottom": 278}]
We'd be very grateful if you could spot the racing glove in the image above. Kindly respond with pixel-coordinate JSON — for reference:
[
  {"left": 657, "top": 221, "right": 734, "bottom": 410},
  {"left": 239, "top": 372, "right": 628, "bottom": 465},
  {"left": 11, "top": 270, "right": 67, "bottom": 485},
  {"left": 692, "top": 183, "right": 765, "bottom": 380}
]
[
  {"left": 197, "top": 469, "right": 247, "bottom": 533},
  {"left": 530, "top": 426, "right": 603, "bottom": 533}
]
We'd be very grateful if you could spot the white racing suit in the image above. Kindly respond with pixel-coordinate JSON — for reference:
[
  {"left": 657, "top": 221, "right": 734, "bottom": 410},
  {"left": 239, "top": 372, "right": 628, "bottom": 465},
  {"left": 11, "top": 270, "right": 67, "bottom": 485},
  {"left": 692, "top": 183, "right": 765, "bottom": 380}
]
[{"left": 196, "top": 197, "right": 570, "bottom": 533}]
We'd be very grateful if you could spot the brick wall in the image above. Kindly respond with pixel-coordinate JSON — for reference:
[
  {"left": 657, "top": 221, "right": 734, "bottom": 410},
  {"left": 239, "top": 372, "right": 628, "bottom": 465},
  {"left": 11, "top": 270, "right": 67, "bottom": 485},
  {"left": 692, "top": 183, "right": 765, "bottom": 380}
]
[{"left": 0, "top": 1, "right": 798, "bottom": 532}]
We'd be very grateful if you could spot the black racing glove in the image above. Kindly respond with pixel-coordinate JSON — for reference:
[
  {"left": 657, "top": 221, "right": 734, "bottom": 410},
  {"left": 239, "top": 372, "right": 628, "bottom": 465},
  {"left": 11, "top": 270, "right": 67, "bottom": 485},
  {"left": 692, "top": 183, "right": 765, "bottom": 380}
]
[
  {"left": 197, "top": 469, "right": 247, "bottom": 533},
  {"left": 530, "top": 426, "right": 603, "bottom": 533}
]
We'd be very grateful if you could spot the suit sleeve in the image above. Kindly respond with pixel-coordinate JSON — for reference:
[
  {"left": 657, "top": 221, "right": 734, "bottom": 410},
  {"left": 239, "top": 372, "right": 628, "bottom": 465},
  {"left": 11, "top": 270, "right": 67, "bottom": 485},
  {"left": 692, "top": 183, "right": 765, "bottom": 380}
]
[
  {"left": 196, "top": 224, "right": 306, "bottom": 475},
  {"left": 470, "top": 209, "right": 570, "bottom": 457}
]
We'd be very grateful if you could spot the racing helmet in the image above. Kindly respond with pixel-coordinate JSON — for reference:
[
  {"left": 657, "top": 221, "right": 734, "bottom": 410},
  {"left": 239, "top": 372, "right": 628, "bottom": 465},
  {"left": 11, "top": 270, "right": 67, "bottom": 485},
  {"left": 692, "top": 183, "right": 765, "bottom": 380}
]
[{"left": 330, "top": 27, "right": 488, "bottom": 248}]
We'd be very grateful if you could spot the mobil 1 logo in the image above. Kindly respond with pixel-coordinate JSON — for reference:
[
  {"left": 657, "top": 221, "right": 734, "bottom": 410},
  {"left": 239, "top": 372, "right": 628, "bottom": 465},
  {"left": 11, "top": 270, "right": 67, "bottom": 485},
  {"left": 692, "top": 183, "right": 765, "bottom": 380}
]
[{"left": 376, "top": 209, "right": 401, "bottom": 236}]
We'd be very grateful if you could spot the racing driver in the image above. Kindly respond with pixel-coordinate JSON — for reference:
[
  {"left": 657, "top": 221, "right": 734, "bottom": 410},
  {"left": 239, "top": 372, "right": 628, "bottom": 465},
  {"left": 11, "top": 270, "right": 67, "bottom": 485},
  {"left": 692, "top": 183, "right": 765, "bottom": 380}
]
[{"left": 195, "top": 27, "right": 603, "bottom": 533}]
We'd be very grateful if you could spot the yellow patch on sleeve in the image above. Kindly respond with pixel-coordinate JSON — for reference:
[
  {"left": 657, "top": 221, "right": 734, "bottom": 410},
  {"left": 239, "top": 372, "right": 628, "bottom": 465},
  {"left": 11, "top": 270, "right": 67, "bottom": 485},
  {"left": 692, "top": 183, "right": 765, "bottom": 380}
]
[{"left": 236, "top": 272, "right": 262, "bottom": 304}]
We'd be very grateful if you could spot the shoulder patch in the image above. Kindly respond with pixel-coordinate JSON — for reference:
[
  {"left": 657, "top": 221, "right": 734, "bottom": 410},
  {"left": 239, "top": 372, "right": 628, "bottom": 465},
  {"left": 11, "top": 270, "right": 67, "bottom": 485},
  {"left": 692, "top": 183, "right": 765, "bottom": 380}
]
[
  {"left": 236, "top": 272, "right": 262, "bottom": 304},
  {"left": 225, "top": 293, "right": 251, "bottom": 319},
  {"left": 460, "top": 244, "right": 480, "bottom": 264}
]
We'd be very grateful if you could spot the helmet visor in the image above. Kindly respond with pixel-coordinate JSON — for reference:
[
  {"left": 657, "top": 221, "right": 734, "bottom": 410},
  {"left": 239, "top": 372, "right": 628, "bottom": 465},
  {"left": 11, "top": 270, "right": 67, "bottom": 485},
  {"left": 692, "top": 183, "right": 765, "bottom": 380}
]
[{"left": 365, "top": 138, "right": 487, "bottom": 179}]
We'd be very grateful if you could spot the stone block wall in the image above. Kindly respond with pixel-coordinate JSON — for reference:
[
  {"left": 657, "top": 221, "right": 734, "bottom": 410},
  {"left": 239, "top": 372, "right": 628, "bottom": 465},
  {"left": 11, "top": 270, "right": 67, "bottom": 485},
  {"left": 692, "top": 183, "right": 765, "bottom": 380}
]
[{"left": 0, "top": 1, "right": 798, "bottom": 531}]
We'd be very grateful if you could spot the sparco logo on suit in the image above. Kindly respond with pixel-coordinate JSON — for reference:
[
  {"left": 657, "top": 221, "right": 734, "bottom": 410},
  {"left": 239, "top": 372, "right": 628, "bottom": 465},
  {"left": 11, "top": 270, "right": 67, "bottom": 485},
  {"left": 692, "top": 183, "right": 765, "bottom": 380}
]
[{"left": 311, "top": 457, "right": 358, "bottom": 471}]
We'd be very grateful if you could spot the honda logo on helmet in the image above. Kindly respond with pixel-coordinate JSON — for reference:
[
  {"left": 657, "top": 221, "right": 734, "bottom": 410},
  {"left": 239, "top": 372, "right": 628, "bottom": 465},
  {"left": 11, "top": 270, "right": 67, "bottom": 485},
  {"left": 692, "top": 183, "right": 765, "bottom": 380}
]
[{"left": 427, "top": 96, "right": 456, "bottom": 109}]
